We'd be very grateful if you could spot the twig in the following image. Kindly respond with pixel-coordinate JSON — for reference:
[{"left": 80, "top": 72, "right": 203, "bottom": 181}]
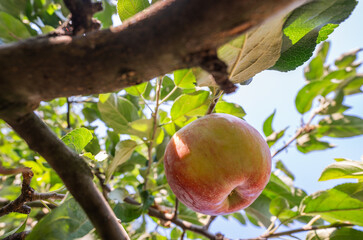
[
  {"left": 144, "top": 77, "right": 163, "bottom": 190},
  {"left": 160, "top": 85, "right": 178, "bottom": 104},
  {"left": 258, "top": 223, "right": 354, "bottom": 239},
  {"left": 173, "top": 198, "right": 179, "bottom": 220},
  {"left": 204, "top": 216, "right": 217, "bottom": 230},
  {"left": 0, "top": 169, "right": 65, "bottom": 217},
  {"left": 271, "top": 128, "right": 303, "bottom": 158},
  {"left": 0, "top": 166, "right": 30, "bottom": 175},
  {"left": 66, "top": 97, "right": 71, "bottom": 129},
  {"left": 124, "top": 197, "right": 217, "bottom": 240},
  {"left": 63, "top": 0, "right": 102, "bottom": 35},
  {"left": 3, "top": 112, "right": 130, "bottom": 240},
  {"left": 206, "top": 89, "right": 223, "bottom": 115},
  {"left": 180, "top": 230, "right": 186, "bottom": 240}
]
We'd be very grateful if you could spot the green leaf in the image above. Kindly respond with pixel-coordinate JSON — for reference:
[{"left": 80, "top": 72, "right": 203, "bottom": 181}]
[
  {"left": 295, "top": 80, "right": 338, "bottom": 114},
  {"left": 245, "top": 194, "right": 272, "bottom": 228},
  {"left": 232, "top": 212, "right": 246, "bottom": 225},
  {"left": 0, "top": 0, "right": 27, "bottom": 18},
  {"left": 170, "top": 228, "right": 182, "bottom": 239},
  {"left": 335, "top": 48, "right": 362, "bottom": 69},
  {"left": 26, "top": 198, "right": 93, "bottom": 240},
  {"left": 0, "top": 11, "right": 31, "bottom": 43},
  {"left": 160, "top": 76, "right": 182, "bottom": 101},
  {"left": 94, "top": 0, "right": 116, "bottom": 29},
  {"left": 276, "top": 160, "right": 295, "bottom": 180},
  {"left": 82, "top": 106, "right": 101, "bottom": 123},
  {"left": 128, "top": 118, "right": 154, "bottom": 139},
  {"left": 214, "top": 101, "right": 246, "bottom": 118},
  {"left": 266, "top": 128, "right": 288, "bottom": 148},
  {"left": 61, "top": 128, "right": 93, "bottom": 154},
  {"left": 306, "top": 228, "right": 363, "bottom": 240},
  {"left": 174, "top": 69, "right": 196, "bottom": 89},
  {"left": 170, "top": 91, "right": 210, "bottom": 122},
  {"left": 301, "top": 182, "right": 363, "bottom": 226},
  {"left": 106, "top": 140, "right": 137, "bottom": 182},
  {"left": 272, "top": 0, "right": 357, "bottom": 71},
  {"left": 296, "top": 134, "right": 334, "bottom": 154},
  {"left": 125, "top": 82, "right": 148, "bottom": 96},
  {"left": 263, "top": 110, "right": 276, "bottom": 137},
  {"left": 304, "top": 42, "right": 330, "bottom": 81},
  {"left": 117, "top": 0, "right": 150, "bottom": 21},
  {"left": 341, "top": 75, "right": 363, "bottom": 95},
  {"left": 270, "top": 197, "right": 289, "bottom": 217},
  {"left": 317, "top": 114, "right": 363, "bottom": 138},
  {"left": 319, "top": 159, "right": 363, "bottom": 181},
  {"left": 1, "top": 216, "right": 28, "bottom": 239},
  {"left": 113, "top": 202, "right": 143, "bottom": 222},
  {"left": 198, "top": 15, "right": 285, "bottom": 86},
  {"left": 98, "top": 93, "right": 139, "bottom": 134}
]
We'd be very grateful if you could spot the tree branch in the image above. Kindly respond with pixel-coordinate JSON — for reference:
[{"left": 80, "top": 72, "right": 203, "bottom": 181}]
[
  {"left": 124, "top": 197, "right": 217, "bottom": 240},
  {"left": 0, "top": 0, "right": 304, "bottom": 116},
  {"left": 3, "top": 112, "right": 130, "bottom": 240}
]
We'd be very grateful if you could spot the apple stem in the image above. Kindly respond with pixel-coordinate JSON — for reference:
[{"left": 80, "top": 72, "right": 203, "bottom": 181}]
[{"left": 206, "top": 89, "right": 223, "bottom": 115}]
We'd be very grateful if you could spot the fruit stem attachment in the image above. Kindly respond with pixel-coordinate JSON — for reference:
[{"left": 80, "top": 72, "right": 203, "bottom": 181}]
[{"left": 206, "top": 89, "right": 223, "bottom": 115}]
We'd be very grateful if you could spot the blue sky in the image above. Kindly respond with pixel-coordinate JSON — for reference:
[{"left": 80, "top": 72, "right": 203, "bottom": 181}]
[{"left": 215, "top": 1, "right": 363, "bottom": 239}]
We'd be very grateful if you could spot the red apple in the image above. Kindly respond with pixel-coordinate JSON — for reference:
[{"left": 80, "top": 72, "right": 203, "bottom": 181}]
[{"left": 164, "top": 113, "right": 271, "bottom": 215}]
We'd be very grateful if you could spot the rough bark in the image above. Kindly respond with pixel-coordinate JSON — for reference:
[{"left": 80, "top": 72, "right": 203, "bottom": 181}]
[{"left": 0, "top": 0, "right": 303, "bottom": 117}]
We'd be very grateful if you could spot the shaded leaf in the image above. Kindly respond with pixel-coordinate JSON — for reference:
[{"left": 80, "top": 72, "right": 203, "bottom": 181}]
[
  {"left": 114, "top": 202, "right": 143, "bottom": 222},
  {"left": 94, "top": 0, "right": 116, "bottom": 29},
  {"left": 61, "top": 128, "right": 93, "bottom": 154},
  {"left": 245, "top": 194, "right": 272, "bottom": 228},
  {"left": 98, "top": 93, "right": 139, "bottom": 134},
  {"left": 198, "top": 14, "right": 285, "bottom": 86},
  {"left": 1, "top": 216, "right": 28, "bottom": 239},
  {"left": 27, "top": 198, "right": 93, "bottom": 240},
  {"left": 106, "top": 140, "right": 137, "bottom": 182},
  {"left": 276, "top": 160, "right": 295, "bottom": 180}
]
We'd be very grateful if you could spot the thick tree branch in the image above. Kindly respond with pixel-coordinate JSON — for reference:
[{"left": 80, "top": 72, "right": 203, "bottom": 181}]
[
  {"left": 0, "top": 0, "right": 303, "bottom": 116},
  {"left": 3, "top": 112, "right": 130, "bottom": 240}
]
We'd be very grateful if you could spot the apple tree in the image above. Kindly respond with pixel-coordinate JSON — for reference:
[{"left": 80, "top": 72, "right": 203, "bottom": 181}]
[{"left": 0, "top": 0, "right": 363, "bottom": 239}]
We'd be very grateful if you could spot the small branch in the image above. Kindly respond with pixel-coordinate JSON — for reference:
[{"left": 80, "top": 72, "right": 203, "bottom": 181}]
[
  {"left": 3, "top": 112, "right": 130, "bottom": 240},
  {"left": 0, "top": 166, "right": 30, "bottom": 175},
  {"left": 259, "top": 223, "right": 354, "bottom": 239},
  {"left": 0, "top": 169, "right": 65, "bottom": 217},
  {"left": 63, "top": 0, "right": 102, "bottom": 35},
  {"left": 180, "top": 230, "right": 186, "bottom": 240},
  {"left": 2, "top": 231, "right": 30, "bottom": 240},
  {"left": 124, "top": 197, "right": 217, "bottom": 240},
  {"left": 160, "top": 85, "right": 178, "bottom": 104},
  {"left": 173, "top": 198, "right": 179, "bottom": 220},
  {"left": 204, "top": 216, "right": 217, "bottom": 230},
  {"left": 66, "top": 97, "right": 71, "bottom": 129},
  {"left": 144, "top": 77, "right": 163, "bottom": 189},
  {"left": 206, "top": 89, "right": 223, "bottom": 115},
  {"left": 271, "top": 128, "right": 303, "bottom": 158}
]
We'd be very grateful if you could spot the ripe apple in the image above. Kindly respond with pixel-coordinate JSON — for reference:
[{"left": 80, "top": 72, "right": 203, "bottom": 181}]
[{"left": 164, "top": 113, "right": 271, "bottom": 215}]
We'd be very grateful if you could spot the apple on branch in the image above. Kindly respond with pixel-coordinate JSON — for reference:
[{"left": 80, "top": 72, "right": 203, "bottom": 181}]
[{"left": 164, "top": 113, "right": 271, "bottom": 215}]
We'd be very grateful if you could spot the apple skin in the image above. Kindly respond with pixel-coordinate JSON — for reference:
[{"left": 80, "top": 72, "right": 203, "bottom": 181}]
[{"left": 164, "top": 113, "right": 271, "bottom": 215}]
